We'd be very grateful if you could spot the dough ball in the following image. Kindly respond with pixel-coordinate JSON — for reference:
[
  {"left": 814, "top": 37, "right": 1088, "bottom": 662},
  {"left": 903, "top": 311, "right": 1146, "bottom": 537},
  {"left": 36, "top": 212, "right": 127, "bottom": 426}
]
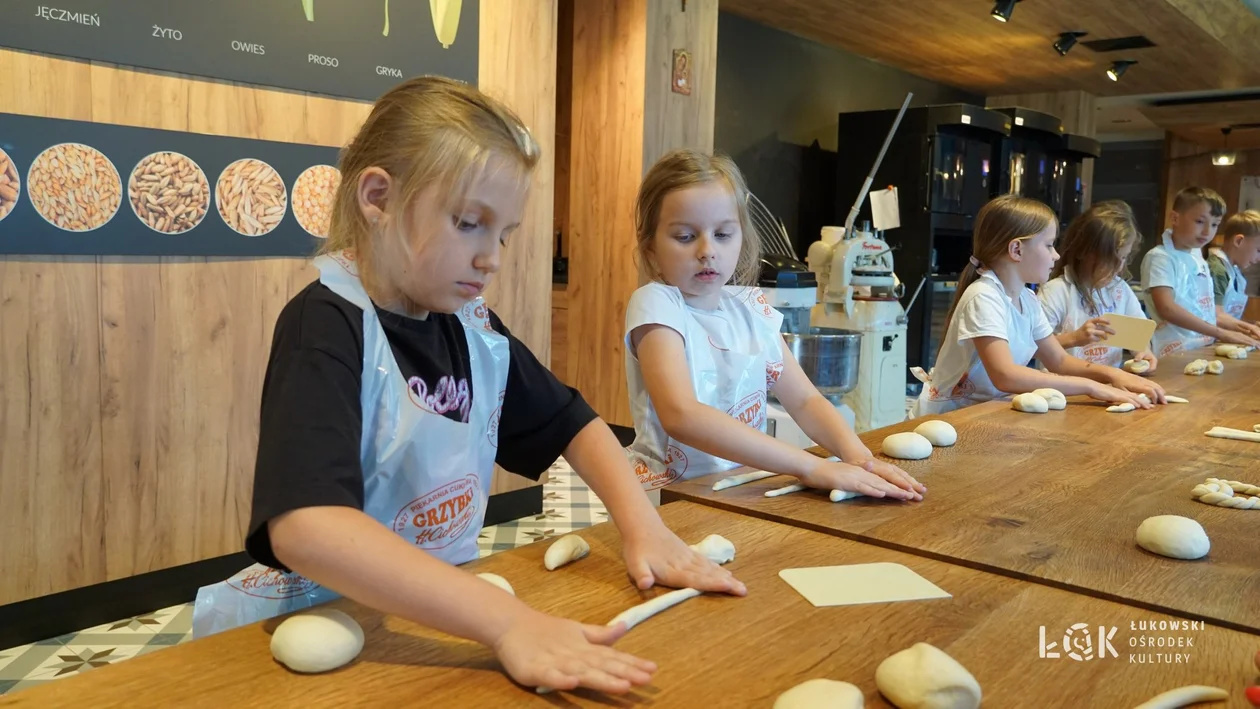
[
  {"left": 1136, "top": 515, "right": 1210, "bottom": 560},
  {"left": 875, "top": 642, "right": 981, "bottom": 709},
  {"left": 690, "top": 534, "right": 736, "bottom": 565},
  {"left": 882, "top": 432, "right": 933, "bottom": 460},
  {"left": 270, "top": 608, "right": 365, "bottom": 674},
  {"left": 476, "top": 572, "right": 515, "bottom": 596},
  {"left": 1031, "top": 388, "right": 1067, "bottom": 410},
  {"left": 1184, "top": 360, "right": 1208, "bottom": 376},
  {"left": 774, "top": 678, "right": 864, "bottom": 709},
  {"left": 914, "top": 420, "right": 957, "bottom": 447},
  {"left": 1123, "top": 359, "right": 1151, "bottom": 374},
  {"left": 1011, "top": 393, "right": 1049, "bottom": 413},
  {"left": 1207, "top": 360, "right": 1224, "bottom": 375},
  {"left": 1106, "top": 403, "right": 1136, "bottom": 413},
  {"left": 544, "top": 534, "right": 590, "bottom": 570},
  {"left": 1215, "top": 344, "right": 1248, "bottom": 359}
]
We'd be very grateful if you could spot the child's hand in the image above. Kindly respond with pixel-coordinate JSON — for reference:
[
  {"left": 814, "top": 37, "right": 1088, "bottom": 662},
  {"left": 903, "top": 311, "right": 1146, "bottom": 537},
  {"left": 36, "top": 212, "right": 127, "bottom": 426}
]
[
  {"left": 1087, "top": 381, "right": 1150, "bottom": 409},
  {"left": 800, "top": 459, "right": 922, "bottom": 501},
  {"left": 1133, "top": 350, "right": 1158, "bottom": 373},
  {"left": 1241, "top": 321, "right": 1260, "bottom": 340},
  {"left": 1218, "top": 329, "right": 1260, "bottom": 349},
  {"left": 1074, "top": 317, "right": 1116, "bottom": 345},
  {"left": 1109, "top": 370, "right": 1166, "bottom": 404},
  {"left": 844, "top": 456, "right": 927, "bottom": 496},
  {"left": 493, "top": 609, "right": 656, "bottom": 694},
  {"left": 621, "top": 523, "right": 746, "bottom": 596}
]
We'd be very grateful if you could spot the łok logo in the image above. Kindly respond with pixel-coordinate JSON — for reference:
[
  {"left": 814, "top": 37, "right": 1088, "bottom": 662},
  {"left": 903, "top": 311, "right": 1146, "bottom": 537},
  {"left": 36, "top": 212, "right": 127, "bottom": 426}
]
[
  {"left": 227, "top": 567, "right": 319, "bottom": 600},
  {"left": 393, "top": 474, "right": 481, "bottom": 550},
  {"left": 635, "top": 446, "right": 689, "bottom": 489},
  {"left": 1040, "top": 623, "right": 1118, "bottom": 661}
]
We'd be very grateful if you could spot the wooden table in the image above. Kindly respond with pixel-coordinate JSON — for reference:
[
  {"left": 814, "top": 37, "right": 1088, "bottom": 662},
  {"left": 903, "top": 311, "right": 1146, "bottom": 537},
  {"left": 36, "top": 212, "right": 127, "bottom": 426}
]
[
  {"left": 663, "top": 350, "right": 1260, "bottom": 635},
  {"left": 4, "top": 503, "right": 1259, "bottom": 707}
]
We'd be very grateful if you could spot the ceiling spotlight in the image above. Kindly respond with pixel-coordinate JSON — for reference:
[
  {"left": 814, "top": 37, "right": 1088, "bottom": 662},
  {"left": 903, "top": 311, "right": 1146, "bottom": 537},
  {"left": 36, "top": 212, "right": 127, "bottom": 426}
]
[
  {"left": 1053, "top": 31, "right": 1088, "bottom": 56},
  {"left": 991, "top": 0, "right": 1020, "bottom": 22},
  {"left": 1107, "top": 60, "right": 1137, "bottom": 81}
]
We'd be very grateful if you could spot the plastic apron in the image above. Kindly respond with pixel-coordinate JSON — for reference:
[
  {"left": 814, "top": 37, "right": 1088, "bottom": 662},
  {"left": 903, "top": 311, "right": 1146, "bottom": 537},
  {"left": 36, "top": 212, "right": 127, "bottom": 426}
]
[
  {"left": 1209, "top": 247, "right": 1249, "bottom": 319},
  {"left": 912, "top": 272, "right": 1040, "bottom": 417},
  {"left": 1149, "top": 231, "right": 1215, "bottom": 356},
  {"left": 191, "top": 250, "right": 509, "bottom": 639},
  {"left": 628, "top": 291, "right": 780, "bottom": 491},
  {"left": 1061, "top": 279, "right": 1133, "bottom": 368}
]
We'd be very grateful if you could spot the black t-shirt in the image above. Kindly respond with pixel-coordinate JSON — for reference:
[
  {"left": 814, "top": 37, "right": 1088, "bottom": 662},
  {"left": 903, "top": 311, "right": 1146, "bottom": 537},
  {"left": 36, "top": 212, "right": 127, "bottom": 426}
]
[{"left": 246, "top": 281, "right": 596, "bottom": 570}]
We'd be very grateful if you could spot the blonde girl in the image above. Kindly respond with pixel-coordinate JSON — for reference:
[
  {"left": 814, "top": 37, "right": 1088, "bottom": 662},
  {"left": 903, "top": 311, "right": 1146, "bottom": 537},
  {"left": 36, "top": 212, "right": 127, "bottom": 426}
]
[
  {"left": 624, "top": 150, "right": 925, "bottom": 501},
  {"left": 1039, "top": 200, "right": 1157, "bottom": 371},
  {"left": 193, "top": 78, "right": 742, "bottom": 696},
  {"left": 914, "top": 195, "right": 1163, "bottom": 417}
]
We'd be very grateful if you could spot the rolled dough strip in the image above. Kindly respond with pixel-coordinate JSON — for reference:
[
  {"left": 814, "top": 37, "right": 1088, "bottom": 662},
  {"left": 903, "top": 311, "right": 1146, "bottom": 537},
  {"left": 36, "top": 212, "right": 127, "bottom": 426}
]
[
  {"left": 712, "top": 470, "right": 777, "bottom": 491},
  {"left": 1205, "top": 426, "right": 1260, "bottom": 443},
  {"left": 1164, "top": 395, "right": 1189, "bottom": 404},
  {"left": 1107, "top": 403, "right": 1136, "bottom": 413},
  {"left": 765, "top": 483, "right": 807, "bottom": 498},
  {"left": 1130, "top": 684, "right": 1228, "bottom": 709},
  {"left": 537, "top": 588, "right": 704, "bottom": 694},
  {"left": 609, "top": 587, "right": 702, "bottom": 631},
  {"left": 829, "top": 490, "right": 863, "bottom": 502}
]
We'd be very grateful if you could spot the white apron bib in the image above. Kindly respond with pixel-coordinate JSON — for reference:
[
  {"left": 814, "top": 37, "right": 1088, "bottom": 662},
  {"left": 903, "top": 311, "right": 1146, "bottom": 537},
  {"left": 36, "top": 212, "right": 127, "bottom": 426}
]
[
  {"left": 628, "top": 291, "right": 779, "bottom": 490},
  {"left": 1209, "top": 247, "right": 1249, "bottom": 319},
  {"left": 192, "top": 250, "right": 509, "bottom": 638},
  {"left": 1149, "top": 230, "right": 1215, "bottom": 356}
]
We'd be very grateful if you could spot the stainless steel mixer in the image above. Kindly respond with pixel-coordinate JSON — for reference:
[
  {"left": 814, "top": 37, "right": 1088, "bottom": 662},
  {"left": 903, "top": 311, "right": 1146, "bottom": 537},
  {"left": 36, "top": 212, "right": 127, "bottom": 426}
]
[{"left": 777, "top": 327, "right": 861, "bottom": 404}]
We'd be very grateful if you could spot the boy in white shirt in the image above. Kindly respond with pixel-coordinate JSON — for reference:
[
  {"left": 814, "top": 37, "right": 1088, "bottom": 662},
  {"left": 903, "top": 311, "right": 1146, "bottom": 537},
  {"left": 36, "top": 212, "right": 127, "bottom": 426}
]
[{"left": 1141, "top": 187, "right": 1260, "bottom": 354}]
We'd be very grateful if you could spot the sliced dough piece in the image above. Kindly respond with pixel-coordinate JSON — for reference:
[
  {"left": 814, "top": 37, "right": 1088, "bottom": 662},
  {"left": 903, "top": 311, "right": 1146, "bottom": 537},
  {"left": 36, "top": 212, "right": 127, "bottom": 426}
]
[
  {"left": 766, "top": 483, "right": 808, "bottom": 498},
  {"left": 881, "top": 432, "right": 933, "bottom": 460},
  {"left": 1164, "top": 395, "right": 1189, "bottom": 404},
  {"left": 1215, "top": 344, "right": 1248, "bottom": 359},
  {"left": 1031, "top": 388, "right": 1067, "bottom": 410},
  {"left": 475, "top": 572, "right": 514, "bottom": 595},
  {"left": 270, "top": 608, "right": 365, "bottom": 674},
  {"left": 774, "top": 678, "right": 865, "bottom": 709},
  {"left": 1123, "top": 358, "right": 1151, "bottom": 374},
  {"left": 830, "top": 490, "right": 863, "bottom": 503},
  {"left": 1207, "top": 359, "right": 1224, "bottom": 375},
  {"left": 1107, "top": 403, "right": 1136, "bottom": 413},
  {"left": 1130, "top": 684, "right": 1228, "bottom": 709},
  {"left": 543, "top": 534, "right": 590, "bottom": 570},
  {"left": 689, "top": 534, "right": 736, "bottom": 565},
  {"left": 1011, "top": 392, "right": 1049, "bottom": 413},
  {"left": 914, "top": 420, "right": 957, "bottom": 447},
  {"left": 1135, "top": 515, "right": 1210, "bottom": 560},
  {"left": 875, "top": 642, "right": 981, "bottom": 709}
]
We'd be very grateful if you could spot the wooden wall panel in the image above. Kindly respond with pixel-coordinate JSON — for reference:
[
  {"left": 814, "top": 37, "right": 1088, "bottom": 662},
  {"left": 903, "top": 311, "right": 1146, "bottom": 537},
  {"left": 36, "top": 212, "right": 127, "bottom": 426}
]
[
  {"left": 1160, "top": 133, "right": 1259, "bottom": 226},
  {"left": 1, "top": 0, "right": 558, "bottom": 603},
  {"left": 643, "top": 0, "right": 718, "bottom": 164}
]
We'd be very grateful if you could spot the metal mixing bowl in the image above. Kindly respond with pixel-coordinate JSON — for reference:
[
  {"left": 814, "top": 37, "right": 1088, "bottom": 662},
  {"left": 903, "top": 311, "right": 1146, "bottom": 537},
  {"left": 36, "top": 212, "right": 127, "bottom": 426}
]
[{"left": 776, "top": 327, "right": 861, "bottom": 402}]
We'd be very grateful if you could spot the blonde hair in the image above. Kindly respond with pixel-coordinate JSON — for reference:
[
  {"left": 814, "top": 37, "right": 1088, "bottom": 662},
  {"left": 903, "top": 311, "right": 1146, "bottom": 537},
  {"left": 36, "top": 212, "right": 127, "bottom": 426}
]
[
  {"left": 1051, "top": 200, "right": 1141, "bottom": 314},
  {"left": 321, "top": 76, "right": 539, "bottom": 283},
  {"left": 1172, "top": 186, "right": 1226, "bottom": 218},
  {"left": 1214, "top": 210, "right": 1260, "bottom": 247},
  {"left": 943, "top": 195, "right": 1057, "bottom": 339},
  {"left": 635, "top": 150, "right": 761, "bottom": 287}
]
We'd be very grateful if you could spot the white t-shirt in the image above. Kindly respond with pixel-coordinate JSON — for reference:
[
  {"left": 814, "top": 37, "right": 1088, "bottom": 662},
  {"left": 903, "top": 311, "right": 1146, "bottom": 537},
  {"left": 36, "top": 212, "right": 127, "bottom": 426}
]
[
  {"left": 914, "top": 270, "right": 1053, "bottom": 417},
  {"left": 1140, "top": 229, "right": 1215, "bottom": 355},
  {"left": 624, "top": 283, "right": 784, "bottom": 490},
  {"left": 1038, "top": 274, "right": 1148, "bottom": 368}
]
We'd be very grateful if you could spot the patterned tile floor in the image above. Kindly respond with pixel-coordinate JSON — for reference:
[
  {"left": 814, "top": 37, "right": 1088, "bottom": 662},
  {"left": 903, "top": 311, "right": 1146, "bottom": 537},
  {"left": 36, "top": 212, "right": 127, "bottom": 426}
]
[{"left": 0, "top": 458, "right": 600, "bottom": 697}]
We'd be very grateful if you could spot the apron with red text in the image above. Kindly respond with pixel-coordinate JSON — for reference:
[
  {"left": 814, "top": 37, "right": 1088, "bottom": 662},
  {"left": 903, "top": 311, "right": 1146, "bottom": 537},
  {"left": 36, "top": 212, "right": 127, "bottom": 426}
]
[
  {"left": 191, "top": 250, "right": 508, "bottom": 638},
  {"left": 1209, "top": 247, "right": 1249, "bottom": 319}
]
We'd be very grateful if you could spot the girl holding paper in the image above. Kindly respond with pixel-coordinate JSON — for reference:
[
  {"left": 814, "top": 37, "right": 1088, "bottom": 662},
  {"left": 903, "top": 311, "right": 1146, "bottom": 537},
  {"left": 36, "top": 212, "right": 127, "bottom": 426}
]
[{"left": 1038, "top": 201, "right": 1158, "bottom": 371}]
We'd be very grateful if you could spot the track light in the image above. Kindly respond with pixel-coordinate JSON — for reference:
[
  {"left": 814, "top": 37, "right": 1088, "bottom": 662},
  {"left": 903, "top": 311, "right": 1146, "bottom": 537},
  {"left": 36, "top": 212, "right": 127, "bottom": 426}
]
[
  {"left": 1107, "top": 60, "right": 1136, "bottom": 81},
  {"left": 991, "top": 0, "right": 1020, "bottom": 22},
  {"left": 1053, "top": 31, "right": 1087, "bottom": 56}
]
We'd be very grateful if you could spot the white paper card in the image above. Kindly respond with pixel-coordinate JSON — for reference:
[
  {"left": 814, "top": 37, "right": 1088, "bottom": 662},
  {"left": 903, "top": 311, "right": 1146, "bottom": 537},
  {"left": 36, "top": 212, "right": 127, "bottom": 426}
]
[
  {"left": 779, "top": 563, "right": 951, "bottom": 607},
  {"left": 869, "top": 187, "right": 900, "bottom": 231}
]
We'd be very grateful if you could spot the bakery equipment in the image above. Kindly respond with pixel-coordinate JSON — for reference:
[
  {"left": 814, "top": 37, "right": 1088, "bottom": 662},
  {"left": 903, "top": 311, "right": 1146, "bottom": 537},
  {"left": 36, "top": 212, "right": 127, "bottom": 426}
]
[{"left": 834, "top": 103, "right": 1011, "bottom": 383}]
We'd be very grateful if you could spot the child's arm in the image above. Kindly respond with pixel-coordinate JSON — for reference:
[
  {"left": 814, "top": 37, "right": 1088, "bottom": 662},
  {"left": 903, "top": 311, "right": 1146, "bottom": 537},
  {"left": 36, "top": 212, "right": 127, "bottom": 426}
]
[
  {"left": 1149, "top": 287, "right": 1259, "bottom": 347},
  {"left": 770, "top": 337, "right": 924, "bottom": 493},
  {"left": 560, "top": 419, "right": 746, "bottom": 595},
  {"left": 1035, "top": 335, "right": 1164, "bottom": 404},
  {"left": 634, "top": 325, "right": 919, "bottom": 499},
  {"left": 268, "top": 507, "right": 654, "bottom": 694},
  {"left": 972, "top": 336, "right": 1146, "bottom": 407},
  {"left": 1216, "top": 307, "right": 1260, "bottom": 340}
]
